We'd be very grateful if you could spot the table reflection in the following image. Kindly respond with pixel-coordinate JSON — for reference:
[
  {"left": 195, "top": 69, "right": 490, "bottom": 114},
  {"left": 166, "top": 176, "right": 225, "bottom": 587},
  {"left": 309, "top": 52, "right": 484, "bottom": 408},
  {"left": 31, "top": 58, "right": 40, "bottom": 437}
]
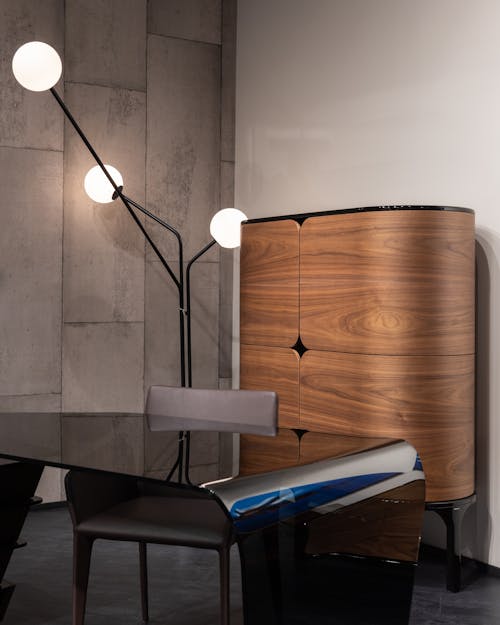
[{"left": 0, "top": 412, "right": 425, "bottom": 624}]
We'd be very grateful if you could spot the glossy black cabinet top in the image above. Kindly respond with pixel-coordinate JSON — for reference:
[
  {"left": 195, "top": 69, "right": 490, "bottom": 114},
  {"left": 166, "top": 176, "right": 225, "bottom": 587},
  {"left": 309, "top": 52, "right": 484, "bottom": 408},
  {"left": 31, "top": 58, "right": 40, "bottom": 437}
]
[{"left": 244, "top": 204, "right": 474, "bottom": 225}]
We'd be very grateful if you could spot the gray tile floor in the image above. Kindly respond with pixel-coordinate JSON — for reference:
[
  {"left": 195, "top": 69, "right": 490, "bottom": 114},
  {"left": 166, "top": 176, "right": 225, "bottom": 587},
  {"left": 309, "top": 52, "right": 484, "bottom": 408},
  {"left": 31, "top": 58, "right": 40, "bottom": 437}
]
[{"left": 3, "top": 506, "right": 500, "bottom": 625}]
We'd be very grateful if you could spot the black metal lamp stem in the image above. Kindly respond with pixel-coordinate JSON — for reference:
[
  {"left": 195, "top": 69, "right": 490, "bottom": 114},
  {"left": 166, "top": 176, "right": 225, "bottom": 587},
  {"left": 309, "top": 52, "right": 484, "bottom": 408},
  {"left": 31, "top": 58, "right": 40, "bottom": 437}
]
[
  {"left": 51, "top": 88, "right": 119, "bottom": 193},
  {"left": 186, "top": 239, "right": 217, "bottom": 388},
  {"left": 183, "top": 238, "right": 217, "bottom": 485},
  {"left": 120, "top": 195, "right": 186, "bottom": 392}
]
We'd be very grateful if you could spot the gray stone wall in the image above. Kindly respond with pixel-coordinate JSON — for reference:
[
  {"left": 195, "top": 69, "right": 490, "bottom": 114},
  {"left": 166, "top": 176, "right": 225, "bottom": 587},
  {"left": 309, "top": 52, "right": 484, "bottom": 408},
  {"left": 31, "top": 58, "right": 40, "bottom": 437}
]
[{"left": 0, "top": 0, "right": 236, "bottom": 498}]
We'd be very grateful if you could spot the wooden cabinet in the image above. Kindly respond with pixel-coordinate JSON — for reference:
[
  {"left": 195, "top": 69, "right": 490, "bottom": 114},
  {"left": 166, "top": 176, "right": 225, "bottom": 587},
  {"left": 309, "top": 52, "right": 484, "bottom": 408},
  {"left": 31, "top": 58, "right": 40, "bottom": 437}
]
[
  {"left": 240, "top": 219, "right": 300, "bottom": 347},
  {"left": 239, "top": 207, "right": 475, "bottom": 503}
]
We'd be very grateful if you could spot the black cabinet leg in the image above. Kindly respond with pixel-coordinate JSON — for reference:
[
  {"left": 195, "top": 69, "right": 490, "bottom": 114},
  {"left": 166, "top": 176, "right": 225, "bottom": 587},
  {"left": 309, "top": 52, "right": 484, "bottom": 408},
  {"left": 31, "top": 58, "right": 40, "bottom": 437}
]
[{"left": 426, "top": 494, "right": 476, "bottom": 592}]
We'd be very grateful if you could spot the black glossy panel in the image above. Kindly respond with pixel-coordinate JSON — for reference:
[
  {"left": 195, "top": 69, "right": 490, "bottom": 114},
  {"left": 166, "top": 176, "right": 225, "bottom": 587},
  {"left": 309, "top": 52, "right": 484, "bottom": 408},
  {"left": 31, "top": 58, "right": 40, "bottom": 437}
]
[
  {"left": 212, "top": 442, "right": 425, "bottom": 624},
  {"left": 238, "top": 524, "right": 415, "bottom": 625},
  {"left": 244, "top": 205, "right": 474, "bottom": 225},
  {"left": 6, "top": 508, "right": 497, "bottom": 625}
]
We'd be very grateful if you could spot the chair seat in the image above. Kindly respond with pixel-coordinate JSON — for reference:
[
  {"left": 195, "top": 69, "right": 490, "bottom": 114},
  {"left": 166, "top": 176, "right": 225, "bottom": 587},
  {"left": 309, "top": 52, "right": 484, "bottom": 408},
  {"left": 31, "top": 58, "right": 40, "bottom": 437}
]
[{"left": 76, "top": 496, "right": 233, "bottom": 550}]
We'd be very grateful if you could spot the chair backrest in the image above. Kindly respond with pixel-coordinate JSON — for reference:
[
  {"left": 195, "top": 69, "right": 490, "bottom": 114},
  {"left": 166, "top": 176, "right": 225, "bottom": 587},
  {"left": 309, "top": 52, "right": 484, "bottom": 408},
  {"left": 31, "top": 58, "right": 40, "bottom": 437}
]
[{"left": 146, "top": 386, "right": 278, "bottom": 437}]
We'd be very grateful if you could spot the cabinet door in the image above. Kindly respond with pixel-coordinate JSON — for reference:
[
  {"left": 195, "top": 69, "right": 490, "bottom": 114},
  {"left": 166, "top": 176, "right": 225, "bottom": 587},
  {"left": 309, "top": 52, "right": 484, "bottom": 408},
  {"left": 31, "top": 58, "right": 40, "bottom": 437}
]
[
  {"left": 300, "top": 350, "right": 474, "bottom": 502},
  {"left": 240, "top": 344, "right": 300, "bottom": 429},
  {"left": 240, "top": 220, "right": 300, "bottom": 347},
  {"left": 300, "top": 210, "right": 475, "bottom": 355}
]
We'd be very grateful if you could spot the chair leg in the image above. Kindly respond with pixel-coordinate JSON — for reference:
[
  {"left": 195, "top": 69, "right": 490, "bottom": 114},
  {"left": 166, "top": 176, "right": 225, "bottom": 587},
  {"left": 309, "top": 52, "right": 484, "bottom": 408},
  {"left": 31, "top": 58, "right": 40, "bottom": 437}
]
[
  {"left": 139, "top": 542, "right": 149, "bottom": 622},
  {"left": 219, "top": 547, "right": 230, "bottom": 625},
  {"left": 73, "top": 533, "right": 94, "bottom": 625}
]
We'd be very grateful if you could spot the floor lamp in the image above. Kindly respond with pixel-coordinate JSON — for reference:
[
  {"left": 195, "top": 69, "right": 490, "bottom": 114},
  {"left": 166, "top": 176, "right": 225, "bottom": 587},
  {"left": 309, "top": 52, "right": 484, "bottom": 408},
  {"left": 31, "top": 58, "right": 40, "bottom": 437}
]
[{"left": 12, "top": 41, "right": 246, "bottom": 484}]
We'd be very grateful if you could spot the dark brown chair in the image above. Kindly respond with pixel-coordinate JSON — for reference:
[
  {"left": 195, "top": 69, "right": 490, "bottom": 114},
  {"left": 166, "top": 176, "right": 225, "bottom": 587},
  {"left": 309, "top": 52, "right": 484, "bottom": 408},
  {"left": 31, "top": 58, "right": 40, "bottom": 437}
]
[{"left": 65, "top": 387, "right": 278, "bottom": 625}]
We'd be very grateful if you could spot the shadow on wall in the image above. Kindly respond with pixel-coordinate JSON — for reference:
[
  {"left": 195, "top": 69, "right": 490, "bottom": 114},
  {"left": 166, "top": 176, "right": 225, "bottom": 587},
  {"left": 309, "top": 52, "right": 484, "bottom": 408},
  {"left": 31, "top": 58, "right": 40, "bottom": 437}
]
[
  {"left": 461, "top": 235, "right": 494, "bottom": 562},
  {"left": 93, "top": 202, "right": 146, "bottom": 256}
]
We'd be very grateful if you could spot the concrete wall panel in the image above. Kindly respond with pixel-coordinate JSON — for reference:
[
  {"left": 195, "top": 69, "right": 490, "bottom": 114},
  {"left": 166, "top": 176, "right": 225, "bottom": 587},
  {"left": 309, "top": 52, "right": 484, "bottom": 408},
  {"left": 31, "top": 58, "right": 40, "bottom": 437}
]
[
  {"left": 0, "top": 394, "right": 61, "bottom": 411},
  {"left": 144, "top": 427, "right": 179, "bottom": 474},
  {"left": 0, "top": 0, "right": 64, "bottom": 151},
  {"left": 0, "top": 147, "right": 63, "bottom": 396},
  {"left": 62, "top": 414, "right": 144, "bottom": 474},
  {"left": 146, "top": 35, "right": 220, "bottom": 261},
  {"left": 63, "top": 83, "right": 146, "bottom": 323},
  {"left": 189, "top": 262, "right": 219, "bottom": 388},
  {"left": 65, "top": 0, "right": 147, "bottom": 91},
  {"left": 148, "top": 0, "right": 221, "bottom": 44},
  {"left": 62, "top": 322, "right": 144, "bottom": 412},
  {"left": 144, "top": 260, "right": 183, "bottom": 390},
  {"left": 0, "top": 0, "right": 236, "bottom": 496},
  {"left": 221, "top": 0, "right": 236, "bottom": 162}
]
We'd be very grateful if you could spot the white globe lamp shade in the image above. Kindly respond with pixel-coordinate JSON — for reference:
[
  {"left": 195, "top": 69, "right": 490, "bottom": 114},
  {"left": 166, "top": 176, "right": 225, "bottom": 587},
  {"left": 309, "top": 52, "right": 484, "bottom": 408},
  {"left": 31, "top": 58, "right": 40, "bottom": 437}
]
[
  {"left": 12, "top": 42, "right": 62, "bottom": 92},
  {"left": 210, "top": 208, "right": 247, "bottom": 249},
  {"left": 84, "top": 165, "right": 123, "bottom": 204}
]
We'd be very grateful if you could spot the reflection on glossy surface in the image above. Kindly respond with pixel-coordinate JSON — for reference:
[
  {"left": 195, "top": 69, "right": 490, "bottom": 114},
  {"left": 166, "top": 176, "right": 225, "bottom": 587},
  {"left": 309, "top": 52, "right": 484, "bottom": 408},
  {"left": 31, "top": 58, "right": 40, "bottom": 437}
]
[
  {"left": 0, "top": 412, "right": 145, "bottom": 475},
  {"left": 0, "top": 414, "right": 425, "bottom": 624},
  {"left": 210, "top": 439, "right": 425, "bottom": 625}
]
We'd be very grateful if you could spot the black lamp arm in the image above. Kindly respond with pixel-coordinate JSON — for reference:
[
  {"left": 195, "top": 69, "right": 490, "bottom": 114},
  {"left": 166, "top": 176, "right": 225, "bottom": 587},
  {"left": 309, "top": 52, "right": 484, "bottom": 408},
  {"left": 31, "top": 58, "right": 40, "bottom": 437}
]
[
  {"left": 49, "top": 88, "right": 184, "bottom": 293},
  {"left": 121, "top": 194, "right": 182, "bottom": 245},
  {"left": 50, "top": 87, "right": 118, "bottom": 193},
  {"left": 119, "top": 194, "right": 187, "bottom": 396},
  {"left": 120, "top": 194, "right": 183, "bottom": 291}
]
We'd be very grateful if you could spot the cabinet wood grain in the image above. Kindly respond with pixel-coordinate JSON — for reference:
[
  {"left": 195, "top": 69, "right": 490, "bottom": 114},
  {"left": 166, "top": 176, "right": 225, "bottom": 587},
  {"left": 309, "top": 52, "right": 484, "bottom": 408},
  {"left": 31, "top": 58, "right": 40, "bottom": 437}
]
[
  {"left": 239, "top": 208, "right": 475, "bottom": 504},
  {"left": 240, "top": 345, "right": 300, "bottom": 428},
  {"left": 300, "top": 431, "right": 396, "bottom": 464},
  {"left": 240, "top": 220, "right": 300, "bottom": 347},
  {"left": 300, "top": 350, "right": 474, "bottom": 501},
  {"left": 300, "top": 210, "right": 475, "bottom": 355},
  {"left": 239, "top": 428, "right": 299, "bottom": 477}
]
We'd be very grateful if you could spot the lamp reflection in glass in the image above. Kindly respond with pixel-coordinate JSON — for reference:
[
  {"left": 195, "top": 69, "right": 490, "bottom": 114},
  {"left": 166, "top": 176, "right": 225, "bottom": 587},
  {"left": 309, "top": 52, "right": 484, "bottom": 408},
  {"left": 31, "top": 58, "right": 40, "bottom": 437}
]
[{"left": 12, "top": 40, "right": 247, "bottom": 484}]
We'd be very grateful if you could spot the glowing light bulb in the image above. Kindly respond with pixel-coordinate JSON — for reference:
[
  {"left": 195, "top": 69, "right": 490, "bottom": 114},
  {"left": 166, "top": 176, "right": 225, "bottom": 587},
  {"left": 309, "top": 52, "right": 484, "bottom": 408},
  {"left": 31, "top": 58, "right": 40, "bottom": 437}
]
[
  {"left": 12, "top": 41, "right": 62, "bottom": 91},
  {"left": 210, "top": 208, "right": 247, "bottom": 249},
  {"left": 84, "top": 165, "right": 123, "bottom": 204}
]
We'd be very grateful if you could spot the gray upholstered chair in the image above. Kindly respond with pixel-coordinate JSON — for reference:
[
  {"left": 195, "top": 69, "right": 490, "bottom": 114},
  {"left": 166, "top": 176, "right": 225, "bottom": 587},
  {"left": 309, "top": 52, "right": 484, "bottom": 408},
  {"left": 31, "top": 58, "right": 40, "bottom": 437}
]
[{"left": 65, "top": 386, "right": 278, "bottom": 625}]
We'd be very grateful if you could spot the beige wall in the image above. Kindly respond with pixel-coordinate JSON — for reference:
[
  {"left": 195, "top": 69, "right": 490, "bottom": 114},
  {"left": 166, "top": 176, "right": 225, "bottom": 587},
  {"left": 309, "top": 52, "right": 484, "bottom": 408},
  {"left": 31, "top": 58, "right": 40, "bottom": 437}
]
[
  {"left": 0, "top": 0, "right": 236, "bottom": 497},
  {"left": 236, "top": 0, "right": 499, "bottom": 566}
]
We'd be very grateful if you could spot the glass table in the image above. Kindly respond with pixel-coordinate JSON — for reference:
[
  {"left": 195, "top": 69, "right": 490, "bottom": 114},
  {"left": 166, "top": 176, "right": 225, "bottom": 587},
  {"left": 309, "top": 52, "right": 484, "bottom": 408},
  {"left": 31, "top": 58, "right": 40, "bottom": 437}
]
[{"left": 0, "top": 412, "right": 425, "bottom": 624}]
